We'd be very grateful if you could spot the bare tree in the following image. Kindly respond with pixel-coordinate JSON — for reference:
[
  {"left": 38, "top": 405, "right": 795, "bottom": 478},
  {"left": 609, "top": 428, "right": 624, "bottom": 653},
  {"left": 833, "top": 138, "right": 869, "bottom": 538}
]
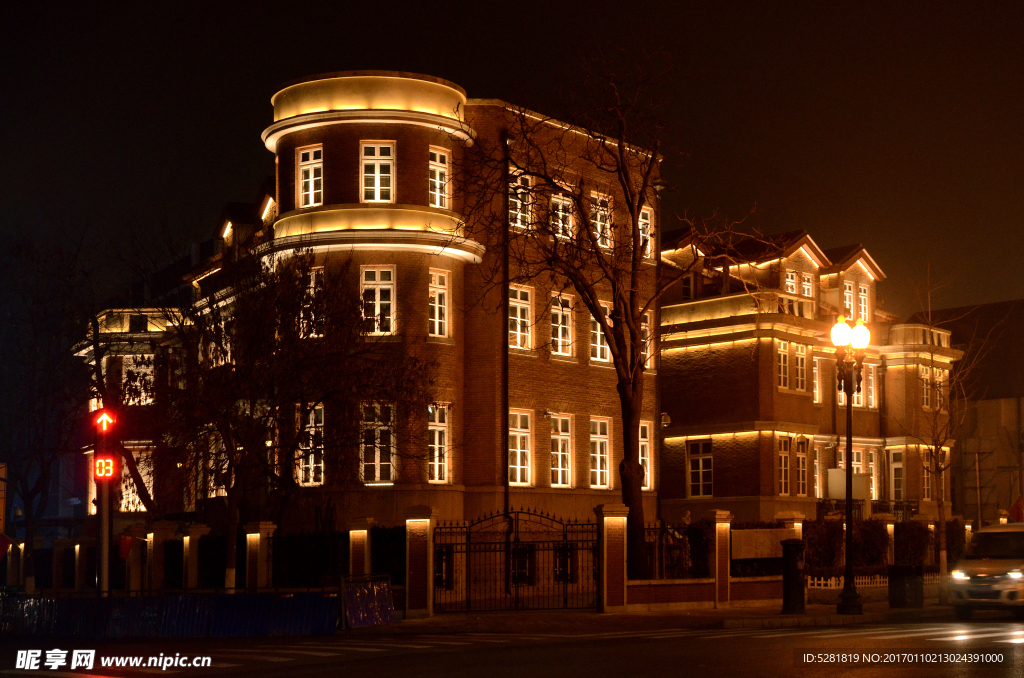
[
  {"left": 459, "top": 52, "right": 751, "bottom": 576},
  {"left": 0, "top": 238, "right": 91, "bottom": 592}
]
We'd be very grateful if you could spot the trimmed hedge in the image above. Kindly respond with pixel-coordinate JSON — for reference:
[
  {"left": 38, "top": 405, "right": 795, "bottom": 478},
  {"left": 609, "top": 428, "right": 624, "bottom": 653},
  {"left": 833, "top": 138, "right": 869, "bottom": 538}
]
[{"left": 804, "top": 519, "right": 890, "bottom": 569}]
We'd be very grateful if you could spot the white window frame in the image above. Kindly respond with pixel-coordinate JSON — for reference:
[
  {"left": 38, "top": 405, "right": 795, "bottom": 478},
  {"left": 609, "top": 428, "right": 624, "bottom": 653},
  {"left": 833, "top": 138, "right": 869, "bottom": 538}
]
[
  {"left": 550, "top": 195, "right": 573, "bottom": 239},
  {"left": 428, "top": 146, "right": 450, "bottom": 209},
  {"left": 794, "top": 344, "right": 806, "bottom": 390},
  {"left": 639, "top": 209, "right": 653, "bottom": 258},
  {"left": 361, "top": 402, "right": 395, "bottom": 485},
  {"left": 590, "top": 304, "right": 611, "bottom": 362},
  {"left": 867, "top": 365, "right": 876, "bottom": 408},
  {"left": 509, "top": 410, "right": 531, "bottom": 486},
  {"left": 689, "top": 440, "right": 713, "bottom": 497},
  {"left": 853, "top": 376, "right": 863, "bottom": 407},
  {"left": 640, "top": 423, "right": 653, "bottom": 490},
  {"left": 858, "top": 285, "right": 869, "bottom": 321},
  {"left": 640, "top": 313, "right": 653, "bottom": 369},
  {"left": 509, "top": 286, "right": 532, "bottom": 349},
  {"left": 777, "top": 340, "right": 789, "bottom": 388},
  {"left": 297, "top": 145, "right": 323, "bottom": 208},
  {"left": 891, "top": 450, "right": 904, "bottom": 501},
  {"left": 298, "top": 405, "right": 325, "bottom": 487},
  {"left": 868, "top": 450, "right": 876, "bottom": 500},
  {"left": 921, "top": 365, "right": 931, "bottom": 407},
  {"left": 796, "top": 441, "right": 807, "bottom": 497},
  {"left": 814, "top": 447, "right": 821, "bottom": 498},
  {"left": 801, "top": 274, "right": 813, "bottom": 297},
  {"left": 301, "top": 267, "right": 324, "bottom": 339},
  {"left": 922, "top": 451, "right": 932, "bottom": 500},
  {"left": 428, "top": 270, "right": 449, "bottom": 338},
  {"left": 843, "top": 282, "right": 854, "bottom": 316},
  {"left": 360, "top": 141, "right": 395, "bottom": 203},
  {"left": 510, "top": 175, "right": 531, "bottom": 229},
  {"left": 589, "top": 418, "right": 610, "bottom": 488},
  {"left": 428, "top": 404, "right": 449, "bottom": 483},
  {"left": 778, "top": 437, "right": 791, "bottom": 496},
  {"left": 785, "top": 271, "right": 797, "bottom": 294},
  {"left": 550, "top": 414, "right": 572, "bottom": 488},
  {"left": 550, "top": 295, "right": 572, "bottom": 356},
  {"left": 361, "top": 266, "right": 396, "bottom": 335},
  {"left": 812, "top": 357, "right": 821, "bottom": 403},
  {"left": 590, "top": 194, "right": 611, "bottom": 248}
]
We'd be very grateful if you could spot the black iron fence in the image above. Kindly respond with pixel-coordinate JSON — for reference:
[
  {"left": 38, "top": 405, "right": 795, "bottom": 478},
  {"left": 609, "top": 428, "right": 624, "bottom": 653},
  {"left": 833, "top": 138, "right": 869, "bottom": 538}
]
[
  {"left": 816, "top": 499, "right": 919, "bottom": 522},
  {"left": 641, "top": 523, "right": 712, "bottom": 579},
  {"left": 433, "top": 509, "right": 598, "bottom": 612}
]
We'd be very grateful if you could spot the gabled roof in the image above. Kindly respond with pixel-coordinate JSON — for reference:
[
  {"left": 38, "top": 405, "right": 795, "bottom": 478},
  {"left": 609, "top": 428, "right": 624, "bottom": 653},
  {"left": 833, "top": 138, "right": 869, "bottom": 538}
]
[
  {"left": 820, "top": 244, "right": 886, "bottom": 280},
  {"left": 704, "top": 230, "right": 830, "bottom": 269}
]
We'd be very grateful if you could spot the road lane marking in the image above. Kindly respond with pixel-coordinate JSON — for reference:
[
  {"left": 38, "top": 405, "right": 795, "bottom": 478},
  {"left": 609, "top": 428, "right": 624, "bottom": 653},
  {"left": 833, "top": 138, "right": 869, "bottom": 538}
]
[
  {"left": 816, "top": 626, "right": 963, "bottom": 639},
  {"left": 928, "top": 630, "right": 1024, "bottom": 641}
]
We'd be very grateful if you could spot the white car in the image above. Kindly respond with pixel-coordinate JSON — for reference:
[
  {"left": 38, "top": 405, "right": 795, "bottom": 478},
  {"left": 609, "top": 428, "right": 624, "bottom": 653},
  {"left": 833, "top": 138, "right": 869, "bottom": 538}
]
[{"left": 950, "top": 524, "right": 1024, "bottom": 620}]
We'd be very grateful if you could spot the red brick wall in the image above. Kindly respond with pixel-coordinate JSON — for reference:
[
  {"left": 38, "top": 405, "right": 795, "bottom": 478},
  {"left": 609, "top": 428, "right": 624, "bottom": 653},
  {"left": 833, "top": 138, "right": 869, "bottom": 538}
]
[
  {"left": 627, "top": 581, "right": 715, "bottom": 604},
  {"left": 730, "top": 578, "right": 783, "bottom": 601}
]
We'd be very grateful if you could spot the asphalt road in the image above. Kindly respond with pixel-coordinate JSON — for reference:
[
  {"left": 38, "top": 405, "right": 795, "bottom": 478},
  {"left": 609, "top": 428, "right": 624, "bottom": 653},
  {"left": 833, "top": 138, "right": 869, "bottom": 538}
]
[{"left": 5, "top": 618, "right": 1024, "bottom": 677}]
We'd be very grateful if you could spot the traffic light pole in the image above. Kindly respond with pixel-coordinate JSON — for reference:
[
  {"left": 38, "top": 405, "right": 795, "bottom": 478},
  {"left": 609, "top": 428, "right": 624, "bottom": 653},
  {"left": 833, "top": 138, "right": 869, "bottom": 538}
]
[
  {"left": 99, "top": 479, "right": 109, "bottom": 597},
  {"left": 94, "top": 409, "right": 116, "bottom": 598}
]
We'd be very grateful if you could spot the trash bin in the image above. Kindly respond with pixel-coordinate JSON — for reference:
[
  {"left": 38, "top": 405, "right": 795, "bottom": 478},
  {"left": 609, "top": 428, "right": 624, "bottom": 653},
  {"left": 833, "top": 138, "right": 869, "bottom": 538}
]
[
  {"left": 781, "top": 539, "right": 806, "bottom": 614},
  {"left": 888, "top": 564, "right": 924, "bottom": 608}
]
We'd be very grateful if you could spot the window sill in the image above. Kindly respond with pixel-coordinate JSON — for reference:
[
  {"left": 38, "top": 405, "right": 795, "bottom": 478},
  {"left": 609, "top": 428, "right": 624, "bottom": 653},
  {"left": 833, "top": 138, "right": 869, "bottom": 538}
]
[
  {"left": 549, "top": 354, "right": 577, "bottom": 364},
  {"left": 509, "top": 347, "right": 538, "bottom": 357},
  {"left": 589, "top": 360, "right": 615, "bottom": 369},
  {"left": 427, "top": 336, "right": 456, "bottom": 346}
]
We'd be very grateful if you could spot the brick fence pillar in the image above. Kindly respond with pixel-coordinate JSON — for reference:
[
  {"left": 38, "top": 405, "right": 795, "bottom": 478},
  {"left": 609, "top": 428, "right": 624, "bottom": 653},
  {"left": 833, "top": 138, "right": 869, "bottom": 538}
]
[
  {"left": 148, "top": 521, "right": 178, "bottom": 592},
  {"left": 775, "top": 511, "right": 805, "bottom": 539},
  {"left": 405, "top": 506, "right": 438, "bottom": 619},
  {"left": 709, "top": 510, "right": 733, "bottom": 608},
  {"left": 73, "top": 539, "right": 92, "bottom": 591},
  {"left": 964, "top": 519, "right": 973, "bottom": 544},
  {"left": 595, "top": 504, "right": 629, "bottom": 613},
  {"left": 244, "top": 521, "right": 277, "bottom": 590},
  {"left": 6, "top": 541, "right": 22, "bottom": 587},
  {"left": 349, "top": 518, "right": 375, "bottom": 577},
  {"left": 184, "top": 524, "right": 211, "bottom": 589},
  {"left": 869, "top": 512, "right": 896, "bottom": 565}
]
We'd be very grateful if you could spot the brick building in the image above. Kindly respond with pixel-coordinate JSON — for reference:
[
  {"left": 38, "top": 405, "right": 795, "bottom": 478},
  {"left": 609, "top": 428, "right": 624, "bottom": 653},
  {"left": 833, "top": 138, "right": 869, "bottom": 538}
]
[
  {"left": 658, "top": 229, "right": 960, "bottom": 523},
  {"left": 83, "top": 71, "right": 659, "bottom": 531}
]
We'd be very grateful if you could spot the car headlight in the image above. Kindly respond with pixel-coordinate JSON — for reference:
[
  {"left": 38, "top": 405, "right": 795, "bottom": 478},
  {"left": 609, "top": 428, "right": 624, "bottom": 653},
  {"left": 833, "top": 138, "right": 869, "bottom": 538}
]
[
  {"left": 952, "top": 570, "right": 969, "bottom": 580},
  {"left": 1009, "top": 571, "right": 1023, "bottom": 579}
]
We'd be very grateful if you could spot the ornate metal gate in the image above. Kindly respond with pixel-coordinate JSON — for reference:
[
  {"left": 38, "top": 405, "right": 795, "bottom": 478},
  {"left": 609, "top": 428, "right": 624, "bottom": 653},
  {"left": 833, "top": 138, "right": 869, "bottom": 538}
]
[{"left": 433, "top": 509, "right": 599, "bottom": 612}]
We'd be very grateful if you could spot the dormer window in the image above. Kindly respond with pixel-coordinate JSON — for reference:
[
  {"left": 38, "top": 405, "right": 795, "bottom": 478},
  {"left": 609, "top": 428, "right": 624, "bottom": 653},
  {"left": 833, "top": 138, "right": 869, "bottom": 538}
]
[
  {"left": 858, "top": 285, "right": 869, "bottom": 321},
  {"left": 298, "top": 146, "right": 323, "bottom": 208},
  {"left": 784, "top": 271, "right": 797, "bottom": 294},
  {"left": 843, "top": 282, "right": 854, "bottom": 316},
  {"left": 801, "top": 274, "right": 813, "bottom": 297}
]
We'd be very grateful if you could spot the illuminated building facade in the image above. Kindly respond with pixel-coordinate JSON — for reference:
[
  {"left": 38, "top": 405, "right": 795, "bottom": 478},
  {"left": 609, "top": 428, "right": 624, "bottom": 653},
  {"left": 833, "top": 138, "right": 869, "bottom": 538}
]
[
  {"left": 84, "top": 71, "right": 659, "bottom": 529},
  {"left": 658, "top": 230, "right": 960, "bottom": 523}
]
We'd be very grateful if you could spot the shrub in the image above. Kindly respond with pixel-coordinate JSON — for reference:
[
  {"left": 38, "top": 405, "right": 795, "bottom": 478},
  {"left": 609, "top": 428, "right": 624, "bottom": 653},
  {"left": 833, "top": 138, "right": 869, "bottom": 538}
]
[
  {"left": 804, "top": 519, "right": 844, "bottom": 568},
  {"left": 894, "top": 521, "right": 930, "bottom": 565},
  {"left": 853, "top": 519, "right": 889, "bottom": 568}
]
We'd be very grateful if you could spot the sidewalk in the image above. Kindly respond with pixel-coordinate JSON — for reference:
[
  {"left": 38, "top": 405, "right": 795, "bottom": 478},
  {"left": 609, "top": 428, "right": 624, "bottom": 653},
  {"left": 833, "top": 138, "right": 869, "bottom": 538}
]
[{"left": 351, "top": 601, "right": 957, "bottom": 636}]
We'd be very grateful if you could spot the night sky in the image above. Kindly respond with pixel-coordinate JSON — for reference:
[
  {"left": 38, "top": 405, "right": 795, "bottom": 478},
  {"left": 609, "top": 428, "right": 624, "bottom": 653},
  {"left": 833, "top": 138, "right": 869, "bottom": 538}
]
[{"left": 5, "top": 1, "right": 1022, "bottom": 318}]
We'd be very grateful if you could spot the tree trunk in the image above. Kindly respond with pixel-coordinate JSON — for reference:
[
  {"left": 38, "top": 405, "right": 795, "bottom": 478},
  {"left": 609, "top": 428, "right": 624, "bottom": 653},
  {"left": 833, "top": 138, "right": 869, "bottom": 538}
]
[
  {"left": 938, "top": 479, "right": 948, "bottom": 605},
  {"left": 22, "top": 517, "right": 35, "bottom": 594},
  {"left": 617, "top": 380, "right": 648, "bottom": 580}
]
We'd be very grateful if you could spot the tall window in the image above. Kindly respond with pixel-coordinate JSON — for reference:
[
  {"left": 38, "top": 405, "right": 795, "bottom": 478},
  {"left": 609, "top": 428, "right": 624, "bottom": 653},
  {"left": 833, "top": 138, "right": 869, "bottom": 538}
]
[
  {"left": 921, "top": 366, "right": 931, "bottom": 407},
  {"left": 362, "top": 267, "right": 395, "bottom": 334},
  {"left": 843, "top": 282, "right": 854, "bottom": 316},
  {"left": 298, "top": 405, "right": 324, "bottom": 487},
  {"left": 934, "top": 368, "right": 946, "bottom": 409},
  {"left": 589, "top": 419, "right": 610, "bottom": 488},
  {"left": 689, "top": 440, "right": 712, "bottom": 497},
  {"left": 802, "top": 274, "right": 813, "bottom": 297},
  {"left": 785, "top": 271, "right": 797, "bottom": 294},
  {"left": 868, "top": 450, "right": 876, "bottom": 500},
  {"left": 640, "top": 313, "right": 652, "bottom": 368},
  {"left": 639, "top": 210, "right": 653, "bottom": 258},
  {"left": 891, "top": 450, "right": 903, "bottom": 501},
  {"left": 550, "top": 195, "right": 572, "bottom": 238},
  {"left": 428, "top": 405, "right": 448, "bottom": 483},
  {"left": 777, "top": 340, "right": 789, "bottom": 388},
  {"left": 814, "top": 447, "right": 821, "bottom": 498},
  {"left": 867, "top": 365, "right": 876, "bottom": 408},
  {"left": 428, "top": 147, "right": 449, "bottom": 208},
  {"left": 361, "top": 403, "right": 394, "bottom": 485},
  {"left": 639, "top": 423, "right": 652, "bottom": 490},
  {"left": 361, "top": 142, "right": 394, "bottom": 203},
  {"left": 853, "top": 376, "right": 863, "bottom": 407},
  {"left": 509, "top": 411, "right": 531, "bottom": 486},
  {"left": 922, "top": 453, "right": 932, "bottom": 500},
  {"left": 298, "top": 146, "right": 323, "bottom": 208},
  {"left": 509, "top": 176, "right": 530, "bottom": 228},
  {"left": 428, "top": 270, "right": 448, "bottom": 338},
  {"left": 794, "top": 344, "right": 806, "bottom": 390},
  {"left": 590, "top": 304, "right": 611, "bottom": 362},
  {"left": 550, "top": 295, "right": 572, "bottom": 355},
  {"left": 796, "top": 440, "right": 807, "bottom": 497},
  {"left": 838, "top": 383, "right": 846, "bottom": 407},
  {"left": 123, "top": 355, "right": 155, "bottom": 405},
  {"left": 778, "top": 437, "right": 791, "bottom": 496},
  {"left": 858, "top": 285, "right": 869, "bottom": 321},
  {"left": 812, "top": 358, "right": 821, "bottom": 403},
  {"left": 301, "top": 267, "right": 325, "bottom": 338},
  {"left": 550, "top": 415, "right": 571, "bottom": 488},
  {"left": 590, "top": 194, "right": 611, "bottom": 248},
  {"left": 509, "top": 287, "right": 531, "bottom": 348}
]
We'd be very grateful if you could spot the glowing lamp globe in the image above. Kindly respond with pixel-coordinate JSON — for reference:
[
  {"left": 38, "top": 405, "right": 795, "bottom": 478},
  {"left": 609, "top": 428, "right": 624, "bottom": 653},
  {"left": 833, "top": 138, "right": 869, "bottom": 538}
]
[
  {"left": 850, "top": 319, "right": 871, "bottom": 349},
  {"left": 831, "top": 317, "right": 852, "bottom": 347}
]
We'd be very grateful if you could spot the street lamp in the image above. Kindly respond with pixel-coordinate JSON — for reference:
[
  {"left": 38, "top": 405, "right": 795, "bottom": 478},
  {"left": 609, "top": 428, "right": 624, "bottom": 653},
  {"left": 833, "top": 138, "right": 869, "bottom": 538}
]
[{"left": 831, "top": 315, "right": 869, "bottom": 615}]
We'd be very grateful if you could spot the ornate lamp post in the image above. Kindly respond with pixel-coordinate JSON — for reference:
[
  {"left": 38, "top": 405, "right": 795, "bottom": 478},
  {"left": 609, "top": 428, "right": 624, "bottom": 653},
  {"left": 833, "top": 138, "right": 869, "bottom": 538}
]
[{"left": 831, "top": 315, "right": 870, "bottom": 615}]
